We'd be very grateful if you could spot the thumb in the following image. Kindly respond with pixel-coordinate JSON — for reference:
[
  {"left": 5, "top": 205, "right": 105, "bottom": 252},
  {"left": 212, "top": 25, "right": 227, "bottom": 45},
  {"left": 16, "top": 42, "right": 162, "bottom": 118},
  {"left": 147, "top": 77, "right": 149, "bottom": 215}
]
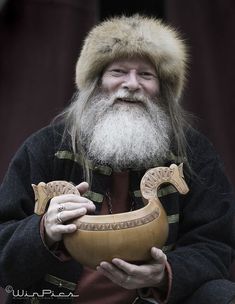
[
  {"left": 76, "top": 182, "right": 89, "bottom": 195},
  {"left": 151, "top": 247, "right": 167, "bottom": 265}
]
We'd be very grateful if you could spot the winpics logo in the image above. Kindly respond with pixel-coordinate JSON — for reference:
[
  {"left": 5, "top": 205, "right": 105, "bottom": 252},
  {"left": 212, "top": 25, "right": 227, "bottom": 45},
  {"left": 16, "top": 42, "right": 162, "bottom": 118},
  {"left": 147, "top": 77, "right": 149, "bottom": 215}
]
[{"left": 5, "top": 285, "right": 79, "bottom": 299}]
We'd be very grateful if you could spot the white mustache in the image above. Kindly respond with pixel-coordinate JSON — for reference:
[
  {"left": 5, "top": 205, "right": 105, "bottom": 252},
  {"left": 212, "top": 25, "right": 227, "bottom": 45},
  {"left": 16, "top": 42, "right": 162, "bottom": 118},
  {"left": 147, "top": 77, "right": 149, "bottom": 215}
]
[{"left": 111, "top": 89, "right": 149, "bottom": 105}]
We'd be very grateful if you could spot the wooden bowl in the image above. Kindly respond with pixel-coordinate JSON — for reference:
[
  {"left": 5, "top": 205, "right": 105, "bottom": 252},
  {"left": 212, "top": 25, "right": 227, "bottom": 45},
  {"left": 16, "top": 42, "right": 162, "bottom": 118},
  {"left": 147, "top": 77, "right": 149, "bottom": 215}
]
[
  {"left": 33, "top": 164, "right": 189, "bottom": 269},
  {"left": 63, "top": 197, "right": 168, "bottom": 269}
]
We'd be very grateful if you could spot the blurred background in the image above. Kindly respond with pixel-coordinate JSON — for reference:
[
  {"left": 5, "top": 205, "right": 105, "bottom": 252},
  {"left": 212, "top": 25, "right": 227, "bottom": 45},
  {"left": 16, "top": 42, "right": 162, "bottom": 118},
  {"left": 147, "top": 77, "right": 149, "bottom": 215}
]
[{"left": 0, "top": 0, "right": 235, "bottom": 300}]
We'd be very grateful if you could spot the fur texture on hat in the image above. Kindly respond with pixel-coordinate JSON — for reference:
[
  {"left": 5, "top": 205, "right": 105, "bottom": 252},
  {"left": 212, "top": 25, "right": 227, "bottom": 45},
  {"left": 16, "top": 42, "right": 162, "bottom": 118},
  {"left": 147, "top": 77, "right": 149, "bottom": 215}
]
[{"left": 75, "top": 15, "right": 187, "bottom": 100}]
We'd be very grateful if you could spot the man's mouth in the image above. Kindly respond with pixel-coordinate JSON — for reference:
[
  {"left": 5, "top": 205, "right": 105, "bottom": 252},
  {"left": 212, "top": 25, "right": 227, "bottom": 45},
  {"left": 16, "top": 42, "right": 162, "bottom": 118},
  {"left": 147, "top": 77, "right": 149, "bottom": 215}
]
[{"left": 115, "top": 97, "right": 142, "bottom": 104}]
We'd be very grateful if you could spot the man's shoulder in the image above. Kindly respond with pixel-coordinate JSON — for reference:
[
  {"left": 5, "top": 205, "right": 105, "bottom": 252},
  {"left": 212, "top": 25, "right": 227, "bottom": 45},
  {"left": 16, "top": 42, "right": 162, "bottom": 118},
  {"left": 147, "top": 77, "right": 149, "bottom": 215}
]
[
  {"left": 30, "top": 122, "right": 64, "bottom": 139},
  {"left": 19, "top": 122, "right": 70, "bottom": 160},
  {"left": 185, "top": 127, "right": 221, "bottom": 169},
  {"left": 25, "top": 122, "right": 65, "bottom": 147},
  {"left": 186, "top": 127, "right": 215, "bottom": 151}
]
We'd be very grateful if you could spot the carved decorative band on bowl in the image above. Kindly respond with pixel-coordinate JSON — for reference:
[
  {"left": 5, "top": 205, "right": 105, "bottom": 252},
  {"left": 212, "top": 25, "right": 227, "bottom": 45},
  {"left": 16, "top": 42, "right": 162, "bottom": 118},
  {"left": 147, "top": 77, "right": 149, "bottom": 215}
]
[{"left": 76, "top": 209, "right": 160, "bottom": 231}]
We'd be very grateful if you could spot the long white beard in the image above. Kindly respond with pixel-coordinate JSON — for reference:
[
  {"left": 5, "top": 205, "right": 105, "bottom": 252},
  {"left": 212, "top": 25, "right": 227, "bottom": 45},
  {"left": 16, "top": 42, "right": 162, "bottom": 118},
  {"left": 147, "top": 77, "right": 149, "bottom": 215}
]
[{"left": 79, "top": 90, "right": 172, "bottom": 170}]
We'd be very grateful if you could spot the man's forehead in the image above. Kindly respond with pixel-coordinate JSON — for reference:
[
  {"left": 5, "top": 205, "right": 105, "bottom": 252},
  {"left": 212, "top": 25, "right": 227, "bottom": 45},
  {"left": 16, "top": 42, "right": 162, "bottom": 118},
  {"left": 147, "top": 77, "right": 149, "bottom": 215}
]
[{"left": 104, "top": 56, "right": 156, "bottom": 71}]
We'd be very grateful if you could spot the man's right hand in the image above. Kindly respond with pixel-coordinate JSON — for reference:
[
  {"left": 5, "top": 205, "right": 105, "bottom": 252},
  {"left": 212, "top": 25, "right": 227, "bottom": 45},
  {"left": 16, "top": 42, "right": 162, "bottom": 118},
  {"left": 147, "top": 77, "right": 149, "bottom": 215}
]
[{"left": 44, "top": 182, "right": 95, "bottom": 247}]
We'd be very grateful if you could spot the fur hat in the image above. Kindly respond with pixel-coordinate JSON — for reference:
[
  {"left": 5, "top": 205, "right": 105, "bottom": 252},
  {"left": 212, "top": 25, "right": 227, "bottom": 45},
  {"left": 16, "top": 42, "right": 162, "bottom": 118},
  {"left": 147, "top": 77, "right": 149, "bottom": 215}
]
[{"left": 75, "top": 15, "right": 187, "bottom": 100}]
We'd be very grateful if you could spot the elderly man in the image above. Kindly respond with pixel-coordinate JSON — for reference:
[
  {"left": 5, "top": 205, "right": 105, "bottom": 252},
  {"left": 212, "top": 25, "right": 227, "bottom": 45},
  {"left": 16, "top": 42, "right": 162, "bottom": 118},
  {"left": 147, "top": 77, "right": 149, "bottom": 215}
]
[{"left": 0, "top": 15, "right": 234, "bottom": 304}]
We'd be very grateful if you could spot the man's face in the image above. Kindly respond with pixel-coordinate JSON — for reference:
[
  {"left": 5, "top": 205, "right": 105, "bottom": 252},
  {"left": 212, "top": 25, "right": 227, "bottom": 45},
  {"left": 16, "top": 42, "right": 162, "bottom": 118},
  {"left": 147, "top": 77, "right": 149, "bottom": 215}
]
[
  {"left": 101, "top": 57, "right": 160, "bottom": 100},
  {"left": 77, "top": 58, "right": 171, "bottom": 170}
]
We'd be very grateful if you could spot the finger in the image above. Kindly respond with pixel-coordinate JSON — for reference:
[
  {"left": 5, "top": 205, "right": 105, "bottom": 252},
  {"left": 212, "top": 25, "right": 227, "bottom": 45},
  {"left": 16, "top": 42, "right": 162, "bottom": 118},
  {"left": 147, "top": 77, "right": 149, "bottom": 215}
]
[
  {"left": 99, "top": 261, "right": 126, "bottom": 277},
  {"left": 151, "top": 247, "right": 167, "bottom": 262},
  {"left": 51, "top": 223, "right": 77, "bottom": 235},
  {"left": 60, "top": 202, "right": 96, "bottom": 214},
  {"left": 111, "top": 258, "right": 139, "bottom": 276},
  {"left": 151, "top": 247, "right": 167, "bottom": 264},
  {"left": 112, "top": 256, "right": 163, "bottom": 278},
  {"left": 97, "top": 262, "right": 127, "bottom": 285},
  {"left": 58, "top": 208, "right": 87, "bottom": 222},
  {"left": 97, "top": 263, "right": 135, "bottom": 289},
  {"left": 96, "top": 265, "right": 110, "bottom": 277},
  {"left": 51, "top": 194, "right": 92, "bottom": 205},
  {"left": 55, "top": 200, "right": 96, "bottom": 212},
  {"left": 99, "top": 261, "right": 116, "bottom": 273},
  {"left": 96, "top": 266, "right": 118, "bottom": 283},
  {"left": 76, "top": 182, "right": 89, "bottom": 195}
]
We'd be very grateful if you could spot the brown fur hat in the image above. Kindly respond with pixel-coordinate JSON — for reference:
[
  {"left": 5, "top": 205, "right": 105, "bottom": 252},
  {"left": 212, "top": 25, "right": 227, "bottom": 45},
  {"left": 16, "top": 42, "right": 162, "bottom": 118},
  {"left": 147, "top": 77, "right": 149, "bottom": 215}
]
[{"left": 75, "top": 15, "right": 187, "bottom": 100}]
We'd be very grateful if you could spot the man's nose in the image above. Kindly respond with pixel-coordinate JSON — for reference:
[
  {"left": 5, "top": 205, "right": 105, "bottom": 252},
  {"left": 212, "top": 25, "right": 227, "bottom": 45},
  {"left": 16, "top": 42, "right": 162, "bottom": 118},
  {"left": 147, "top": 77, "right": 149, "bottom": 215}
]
[{"left": 121, "top": 71, "right": 141, "bottom": 91}]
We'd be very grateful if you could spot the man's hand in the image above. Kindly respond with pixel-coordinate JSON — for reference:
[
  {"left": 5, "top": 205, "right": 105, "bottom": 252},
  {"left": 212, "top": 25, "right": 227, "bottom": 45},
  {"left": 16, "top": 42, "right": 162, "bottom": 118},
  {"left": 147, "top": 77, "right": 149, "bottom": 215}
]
[
  {"left": 44, "top": 182, "right": 95, "bottom": 247},
  {"left": 96, "top": 247, "right": 167, "bottom": 290}
]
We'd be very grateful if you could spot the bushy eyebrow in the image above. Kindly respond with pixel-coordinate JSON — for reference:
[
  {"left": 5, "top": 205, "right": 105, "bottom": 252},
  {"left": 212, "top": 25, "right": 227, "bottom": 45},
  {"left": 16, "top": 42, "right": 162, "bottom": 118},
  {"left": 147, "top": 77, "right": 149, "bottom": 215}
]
[{"left": 106, "top": 64, "right": 156, "bottom": 72}]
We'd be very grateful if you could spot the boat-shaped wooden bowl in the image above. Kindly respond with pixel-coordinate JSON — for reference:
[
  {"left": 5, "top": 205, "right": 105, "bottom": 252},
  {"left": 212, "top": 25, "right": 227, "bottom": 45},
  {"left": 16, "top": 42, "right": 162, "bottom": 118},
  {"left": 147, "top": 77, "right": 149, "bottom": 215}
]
[
  {"left": 63, "top": 196, "right": 168, "bottom": 269},
  {"left": 33, "top": 163, "right": 189, "bottom": 269}
]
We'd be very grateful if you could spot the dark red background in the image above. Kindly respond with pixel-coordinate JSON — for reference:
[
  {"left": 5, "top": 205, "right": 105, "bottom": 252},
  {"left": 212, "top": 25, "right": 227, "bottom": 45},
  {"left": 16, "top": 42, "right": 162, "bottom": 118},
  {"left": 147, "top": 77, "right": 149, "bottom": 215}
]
[{"left": 0, "top": 0, "right": 234, "bottom": 301}]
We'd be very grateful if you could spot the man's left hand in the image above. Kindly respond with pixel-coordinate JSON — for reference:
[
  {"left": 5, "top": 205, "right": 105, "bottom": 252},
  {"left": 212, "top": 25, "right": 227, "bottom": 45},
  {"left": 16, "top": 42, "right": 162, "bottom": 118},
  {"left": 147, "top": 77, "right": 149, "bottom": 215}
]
[{"left": 96, "top": 247, "right": 167, "bottom": 290}]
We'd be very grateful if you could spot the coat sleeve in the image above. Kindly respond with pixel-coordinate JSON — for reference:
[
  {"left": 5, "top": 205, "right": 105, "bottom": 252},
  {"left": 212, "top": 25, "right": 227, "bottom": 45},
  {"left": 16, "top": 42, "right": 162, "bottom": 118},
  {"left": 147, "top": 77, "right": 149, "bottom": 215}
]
[
  {"left": 167, "top": 131, "right": 235, "bottom": 303},
  {"left": 0, "top": 127, "right": 64, "bottom": 289}
]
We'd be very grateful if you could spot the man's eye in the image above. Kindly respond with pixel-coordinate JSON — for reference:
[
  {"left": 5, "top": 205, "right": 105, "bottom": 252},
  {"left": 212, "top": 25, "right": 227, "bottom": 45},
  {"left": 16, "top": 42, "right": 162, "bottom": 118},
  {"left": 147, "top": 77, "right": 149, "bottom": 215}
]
[
  {"left": 139, "top": 72, "right": 156, "bottom": 79},
  {"left": 110, "top": 69, "right": 126, "bottom": 76}
]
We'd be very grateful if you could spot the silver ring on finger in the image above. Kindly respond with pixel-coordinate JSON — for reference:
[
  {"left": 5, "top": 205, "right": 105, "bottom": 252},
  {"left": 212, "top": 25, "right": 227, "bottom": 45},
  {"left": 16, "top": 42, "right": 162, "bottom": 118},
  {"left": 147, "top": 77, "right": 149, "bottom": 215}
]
[
  {"left": 56, "top": 212, "right": 63, "bottom": 224},
  {"left": 57, "top": 204, "right": 65, "bottom": 212}
]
